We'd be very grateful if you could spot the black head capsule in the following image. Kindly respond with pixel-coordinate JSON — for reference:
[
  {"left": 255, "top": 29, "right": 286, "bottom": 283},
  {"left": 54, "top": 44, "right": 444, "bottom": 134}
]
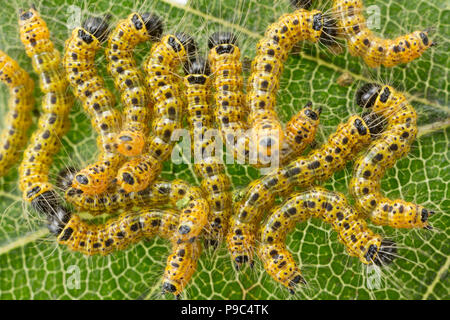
[
  {"left": 356, "top": 83, "right": 382, "bottom": 108},
  {"left": 47, "top": 206, "right": 72, "bottom": 236},
  {"left": 183, "top": 57, "right": 211, "bottom": 76},
  {"left": 354, "top": 118, "right": 368, "bottom": 136},
  {"left": 82, "top": 15, "right": 111, "bottom": 43},
  {"left": 174, "top": 32, "right": 197, "bottom": 56},
  {"left": 319, "top": 18, "right": 338, "bottom": 47},
  {"left": 56, "top": 166, "right": 79, "bottom": 191},
  {"left": 208, "top": 31, "right": 238, "bottom": 48},
  {"left": 304, "top": 106, "right": 319, "bottom": 121},
  {"left": 19, "top": 8, "right": 34, "bottom": 20},
  {"left": 374, "top": 240, "right": 397, "bottom": 266},
  {"left": 31, "top": 190, "right": 60, "bottom": 216},
  {"left": 140, "top": 12, "right": 164, "bottom": 40},
  {"left": 290, "top": 0, "right": 312, "bottom": 9},
  {"left": 362, "top": 111, "right": 385, "bottom": 137}
]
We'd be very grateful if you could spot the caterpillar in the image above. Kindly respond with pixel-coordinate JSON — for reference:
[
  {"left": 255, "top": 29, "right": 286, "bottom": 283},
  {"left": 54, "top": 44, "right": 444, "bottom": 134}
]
[
  {"left": 57, "top": 208, "right": 201, "bottom": 299},
  {"left": 116, "top": 33, "right": 197, "bottom": 193},
  {"left": 64, "top": 15, "right": 123, "bottom": 195},
  {"left": 280, "top": 102, "right": 321, "bottom": 163},
  {"left": 350, "top": 84, "right": 434, "bottom": 229},
  {"left": 228, "top": 115, "right": 373, "bottom": 269},
  {"left": 245, "top": 8, "right": 336, "bottom": 165},
  {"left": 0, "top": 50, "right": 34, "bottom": 177},
  {"left": 162, "top": 240, "right": 202, "bottom": 299},
  {"left": 331, "top": 0, "right": 435, "bottom": 68},
  {"left": 207, "top": 32, "right": 248, "bottom": 161},
  {"left": 107, "top": 12, "right": 164, "bottom": 157},
  {"left": 183, "top": 57, "right": 233, "bottom": 247},
  {"left": 17, "top": 7, "right": 74, "bottom": 203},
  {"left": 63, "top": 176, "right": 209, "bottom": 243},
  {"left": 258, "top": 187, "right": 397, "bottom": 293}
]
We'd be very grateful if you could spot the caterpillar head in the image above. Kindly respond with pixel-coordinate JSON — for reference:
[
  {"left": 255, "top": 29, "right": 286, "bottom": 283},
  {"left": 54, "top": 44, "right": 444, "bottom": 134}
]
[
  {"left": 31, "top": 190, "right": 71, "bottom": 235},
  {"left": 18, "top": 6, "right": 38, "bottom": 21},
  {"left": 174, "top": 32, "right": 197, "bottom": 57},
  {"left": 183, "top": 57, "right": 211, "bottom": 78},
  {"left": 362, "top": 111, "right": 386, "bottom": 137},
  {"left": 208, "top": 32, "right": 238, "bottom": 54},
  {"left": 56, "top": 166, "right": 79, "bottom": 191},
  {"left": 140, "top": 13, "right": 164, "bottom": 40},
  {"left": 303, "top": 101, "right": 321, "bottom": 121},
  {"left": 161, "top": 281, "right": 180, "bottom": 299},
  {"left": 356, "top": 83, "right": 382, "bottom": 108},
  {"left": 319, "top": 17, "right": 338, "bottom": 47},
  {"left": 82, "top": 15, "right": 111, "bottom": 43},
  {"left": 290, "top": 0, "right": 312, "bottom": 9},
  {"left": 374, "top": 240, "right": 397, "bottom": 266}
]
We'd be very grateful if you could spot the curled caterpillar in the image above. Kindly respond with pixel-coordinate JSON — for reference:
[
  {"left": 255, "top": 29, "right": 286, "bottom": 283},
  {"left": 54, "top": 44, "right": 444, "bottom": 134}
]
[
  {"left": 116, "top": 33, "right": 196, "bottom": 193},
  {"left": 17, "top": 7, "right": 74, "bottom": 203},
  {"left": 107, "top": 12, "right": 164, "bottom": 157},
  {"left": 350, "top": 84, "right": 434, "bottom": 229},
  {"left": 332, "top": 0, "right": 435, "bottom": 68},
  {"left": 228, "top": 115, "right": 373, "bottom": 269},
  {"left": 183, "top": 57, "right": 233, "bottom": 247},
  {"left": 63, "top": 175, "right": 209, "bottom": 243},
  {"left": 207, "top": 32, "right": 248, "bottom": 161},
  {"left": 57, "top": 208, "right": 201, "bottom": 299},
  {"left": 245, "top": 8, "right": 336, "bottom": 165},
  {"left": 64, "top": 15, "right": 123, "bottom": 195},
  {"left": 259, "top": 187, "right": 397, "bottom": 293},
  {"left": 0, "top": 50, "right": 34, "bottom": 177}
]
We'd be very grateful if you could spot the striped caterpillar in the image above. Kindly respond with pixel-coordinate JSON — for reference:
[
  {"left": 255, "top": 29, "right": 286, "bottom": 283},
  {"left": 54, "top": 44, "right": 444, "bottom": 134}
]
[
  {"left": 245, "top": 8, "right": 336, "bottom": 165},
  {"left": 331, "top": 0, "right": 435, "bottom": 68},
  {"left": 0, "top": 50, "right": 34, "bottom": 177},
  {"left": 183, "top": 57, "right": 233, "bottom": 247},
  {"left": 350, "top": 84, "right": 434, "bottom": 229},
  {"left": 57, "top": 208, "right": 201, "bottom": 299},
  {"left": 17, "top": 7, "right": 74, "bottom": 203},
  {"left": 62, "top": 174, "right": 209, "bottom": 244},
  {"left": 107, "top": 12, "right": 163, "bottom": 157},
  {"left": 64, "top": 15, "right": 123, "bottom": 196},
  {"left": 258, "top": 187, "right": 396, "bottom": 294},
  {"left": 228, "top": 115, "right": 373, "bottom": 269},
  {"left": 116, "top": 33, "right": 197, "bottom": 193}
]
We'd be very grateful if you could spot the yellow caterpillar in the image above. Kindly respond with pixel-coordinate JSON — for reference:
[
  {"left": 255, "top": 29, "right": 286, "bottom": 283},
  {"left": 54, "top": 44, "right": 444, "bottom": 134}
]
[
  {"left": 259, "top": 187, "right": 396, "bottom": 293},
  {"left": 228, "top": 115, "right": 372, "bottom": 269},
  {"left": 350, "top": 84, "right": 434, "bottom": 228},
  {"left": 332, "top": 0, "right": 434, "bottom": 67},
  {"left": 64, "top": 15, "right": 123, "bottom": 195},
  {"left": 245, "top": 8, "right": 336, "bottom": 165},
  {"left": 57, "top": 208, "right": 201, "bottom": 299},
  {"left": 107, "top": 12, "right": 163, "bottom": 156},
  {"left": 18, "top": 7, "right": 74, "bottom": 204},
  {"left": 0, "top": 50, "right": 34, "bottom": 177},
  {"left": 183, "top": 57, "right": 233, "bottom": 247},
  {"left": 117, "top": 33, "right": 196, "bottom": 193}
]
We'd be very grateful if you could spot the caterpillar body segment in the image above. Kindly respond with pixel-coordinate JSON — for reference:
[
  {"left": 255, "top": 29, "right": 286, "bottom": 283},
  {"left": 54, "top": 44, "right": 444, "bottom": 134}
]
[
  {"left": 184, "top": 57, "right": 233, "bottom": 246},
  {"left": 64, "top": 15, "right": 124, "bottom": 195},
  {"left": 228, "top": 115, "right": 372, "bottom": 269},
  {"left": 245, "top": 9, "right": 336, "bottom": 166},
  {"left": 350, "top": 84, "right": 434, "bottom": 229},
  {"left": 117, "top": 33, "right": 197, "bottom": 193},
  {"left": 0, "top": 51, "right": 35, "bottom": 177},
  {"left": 332, "top": 0, "right": 434, "bottom": 68},
  {"left": 107, "top": 12, "right": 164, "bottom": 157},
  {"left": 259, "top": 187, "right": 395, "bottom": 293},
  {"left": 18, "top": 7, "right": 74, "bottom": 202}
]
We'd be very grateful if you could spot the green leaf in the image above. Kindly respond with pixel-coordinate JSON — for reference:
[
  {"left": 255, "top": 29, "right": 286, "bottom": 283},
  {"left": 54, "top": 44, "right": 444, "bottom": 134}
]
[{"left": 0, "top": 0, "right": 448, "bottom": 300}]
